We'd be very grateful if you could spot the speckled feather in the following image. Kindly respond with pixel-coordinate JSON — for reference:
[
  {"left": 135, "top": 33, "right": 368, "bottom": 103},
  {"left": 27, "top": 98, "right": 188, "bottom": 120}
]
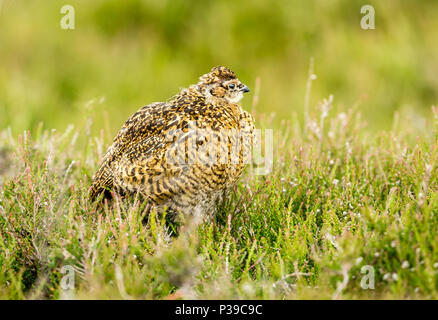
[{"left": 89, "top": 66, "right": 255, "bottom": 220}]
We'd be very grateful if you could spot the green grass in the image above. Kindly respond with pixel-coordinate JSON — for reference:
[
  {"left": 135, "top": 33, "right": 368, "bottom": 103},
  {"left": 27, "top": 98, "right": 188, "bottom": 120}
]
[{"left": 1, "top": 98, "right": 437, "bottom": 299}]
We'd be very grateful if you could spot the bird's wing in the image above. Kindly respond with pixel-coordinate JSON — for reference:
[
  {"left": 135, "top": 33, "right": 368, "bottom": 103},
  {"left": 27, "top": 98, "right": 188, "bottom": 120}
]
[
  {"left": 110, "top": 102, "right": 167, "bottom": 156},
  {"left": 112, "top": 108, "right": 199, "bottom": 203},
  {"left": 89, "top": 102, "right": 168, "bottom": 199}
]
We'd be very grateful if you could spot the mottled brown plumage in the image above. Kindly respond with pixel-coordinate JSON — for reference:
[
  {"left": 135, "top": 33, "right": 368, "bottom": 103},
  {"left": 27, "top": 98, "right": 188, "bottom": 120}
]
[{"left": 89, "top": 66, "right": 254, "bottom": 221}]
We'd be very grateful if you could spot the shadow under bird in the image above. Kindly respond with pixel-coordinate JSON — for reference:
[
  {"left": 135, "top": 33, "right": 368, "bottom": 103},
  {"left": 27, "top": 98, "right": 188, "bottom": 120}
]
[{"left": 89, "top": 66, "right": 255, "bottom": 222}]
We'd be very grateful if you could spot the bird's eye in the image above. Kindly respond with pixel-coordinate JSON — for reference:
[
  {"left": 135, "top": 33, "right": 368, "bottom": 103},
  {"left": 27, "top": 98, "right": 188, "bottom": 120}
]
[{"left": 228, "top": 84, "right": 235, "bottom": 89}]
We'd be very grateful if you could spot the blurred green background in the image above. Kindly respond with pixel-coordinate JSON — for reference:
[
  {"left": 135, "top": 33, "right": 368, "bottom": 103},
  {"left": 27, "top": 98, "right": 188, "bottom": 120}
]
[{"left": 1, "top": 0, "right": 437, "bottom": 137}]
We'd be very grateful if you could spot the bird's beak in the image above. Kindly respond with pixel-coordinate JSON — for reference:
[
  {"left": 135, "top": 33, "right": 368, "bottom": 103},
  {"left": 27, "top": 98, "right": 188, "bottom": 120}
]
[{"left": 241, "top": 85, "right": 250, "bottom": 93}]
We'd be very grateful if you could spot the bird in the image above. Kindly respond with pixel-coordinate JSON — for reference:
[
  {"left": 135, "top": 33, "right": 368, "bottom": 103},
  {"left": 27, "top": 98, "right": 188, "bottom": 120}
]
[{"left": 89, "top": 66, "right": 255, "bottom": 222}]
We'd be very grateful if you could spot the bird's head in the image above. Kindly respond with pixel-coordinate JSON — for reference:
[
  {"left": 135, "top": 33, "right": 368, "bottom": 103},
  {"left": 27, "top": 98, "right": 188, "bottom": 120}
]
[{"left": 197, "top": 66, "right": 250, "bottom": 104}]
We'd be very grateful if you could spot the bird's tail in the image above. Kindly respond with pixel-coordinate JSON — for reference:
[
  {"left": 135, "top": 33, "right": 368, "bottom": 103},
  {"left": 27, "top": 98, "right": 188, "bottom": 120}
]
[{"left": 88, "top": 167, "right": 114, "bottom": 201}]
